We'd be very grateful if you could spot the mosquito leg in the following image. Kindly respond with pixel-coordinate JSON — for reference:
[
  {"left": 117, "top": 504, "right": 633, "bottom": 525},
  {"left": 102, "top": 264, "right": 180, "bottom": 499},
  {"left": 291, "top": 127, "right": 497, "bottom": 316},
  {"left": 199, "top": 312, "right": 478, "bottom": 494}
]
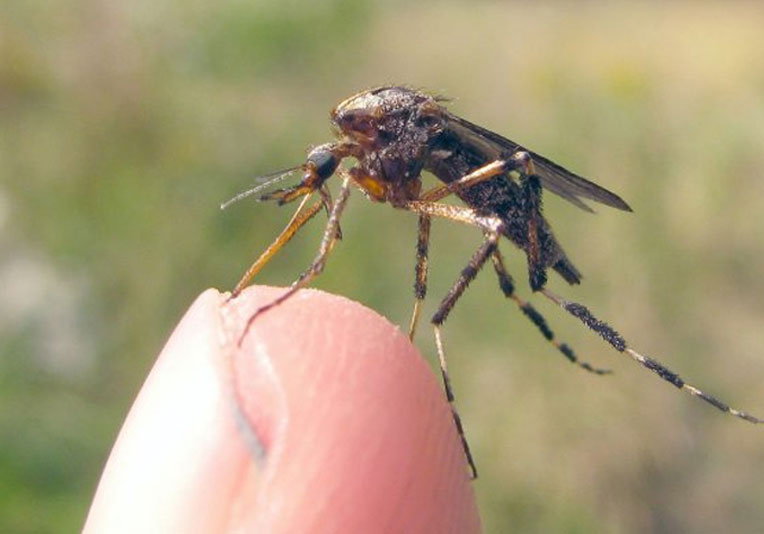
[
  {"left": 397, "top": 199, "right": 512, "bottom": 477},
  {"left": 408, "top": 214, "right": 431, "bottom": 339},
  {"left": 490, "top": 251, "right": 610, "bottom": 374},
  {"left": 407, "top": 163, "right": 508, "bottom": 333},
  {"left": 399, "top": 200, "right": 503, "bottom": 234},
  {"left": 417, "top": 152, "right": 540, "bottom": 204},
  {"left": 319, "top": 184, "right": 342, "bottom": 240},
  {"left": 231, "top": 193, "right": 323, "bottom": 298},
  {"left": 420, "top": 159, "right": 510, "bottom": 202},
  {"left": 238, "top": 174, "right": 353, "bottom": 344},
  {"left": 434, "top": 325, "right": 478, "bottom": 480},
  {"left": 541, "top": 288, "right": 764, "bottom": 423},
  {"left": 430, "top": 231, "right": 503, "bottom": 479}
]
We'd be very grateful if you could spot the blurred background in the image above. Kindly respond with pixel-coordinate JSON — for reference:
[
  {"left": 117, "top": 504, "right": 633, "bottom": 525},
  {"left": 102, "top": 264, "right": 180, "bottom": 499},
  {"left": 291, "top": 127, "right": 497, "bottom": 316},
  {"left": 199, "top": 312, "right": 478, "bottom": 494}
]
[{"left": 3, "top": 1, "right": 764, "bottom": 532}]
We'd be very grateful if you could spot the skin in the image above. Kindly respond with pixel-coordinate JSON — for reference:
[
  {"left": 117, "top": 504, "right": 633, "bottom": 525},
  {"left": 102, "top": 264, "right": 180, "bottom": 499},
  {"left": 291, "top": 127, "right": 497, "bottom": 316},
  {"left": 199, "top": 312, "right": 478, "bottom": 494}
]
[{"left": 83, "top": 286, "right": 480, "bottom": 533}]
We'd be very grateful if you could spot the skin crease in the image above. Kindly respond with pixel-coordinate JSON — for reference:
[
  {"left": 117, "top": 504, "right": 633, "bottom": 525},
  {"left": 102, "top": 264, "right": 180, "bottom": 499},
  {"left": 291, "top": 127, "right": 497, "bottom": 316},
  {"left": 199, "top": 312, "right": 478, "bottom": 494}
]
[{"left": 84, "top": 286, "right": 480, "bottom": 534}]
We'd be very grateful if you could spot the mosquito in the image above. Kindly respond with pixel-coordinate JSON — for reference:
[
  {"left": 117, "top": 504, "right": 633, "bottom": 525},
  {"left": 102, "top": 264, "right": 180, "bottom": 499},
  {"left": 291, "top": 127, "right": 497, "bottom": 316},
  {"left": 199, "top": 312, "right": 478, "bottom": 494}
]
[{"left": 224, "top": 86, "right": 762, "bottom": 478}]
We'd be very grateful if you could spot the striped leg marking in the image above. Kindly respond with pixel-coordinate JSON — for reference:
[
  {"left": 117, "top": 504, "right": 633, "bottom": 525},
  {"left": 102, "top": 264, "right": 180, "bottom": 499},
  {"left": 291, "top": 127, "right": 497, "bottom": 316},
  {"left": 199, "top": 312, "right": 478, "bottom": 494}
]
[
  {"left": 491, "top": 251, "right": 611, "bottom": 375},
  {"left": 541, "top": 288, "right": 764, "bottom": 424}
]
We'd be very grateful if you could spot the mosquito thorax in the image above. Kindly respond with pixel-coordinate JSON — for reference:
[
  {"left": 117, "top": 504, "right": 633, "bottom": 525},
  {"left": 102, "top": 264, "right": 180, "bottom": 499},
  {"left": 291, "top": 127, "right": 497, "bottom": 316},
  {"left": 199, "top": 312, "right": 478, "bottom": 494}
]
[{"left": 331, "top": 86, "right": 438, "bottom": 148}]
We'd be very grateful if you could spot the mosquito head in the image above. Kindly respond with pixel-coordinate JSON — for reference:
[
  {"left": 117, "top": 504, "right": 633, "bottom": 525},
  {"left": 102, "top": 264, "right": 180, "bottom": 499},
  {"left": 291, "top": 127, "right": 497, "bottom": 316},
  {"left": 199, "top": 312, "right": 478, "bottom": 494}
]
[
  {"left": 221, "top": 142, "right": 350, "bottom": 209},
  {"left": 254, "top": 143, "right": 346, "bottom": 206},
  {"left": 304, "top": 143, "right": 340, "bottom": 184}
]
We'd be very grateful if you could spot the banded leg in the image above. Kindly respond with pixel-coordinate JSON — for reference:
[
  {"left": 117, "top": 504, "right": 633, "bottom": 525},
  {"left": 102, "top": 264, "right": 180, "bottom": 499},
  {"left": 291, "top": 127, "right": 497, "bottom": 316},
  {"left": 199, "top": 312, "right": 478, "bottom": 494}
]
[
  {"left": 491, "top": 251, "right": 610, "bottom": 374},
  {"left": 408, "top": 214, "right": 431, "bottom": 339},
  {"left": 431, "top": 231, "right": 503, "bottom": 479},
  {"left": 231, "top": 193, "right": 323, "bottom": 298},
  {"left": 238, "top": 174, "right": 353, "bottom": 344},
  {"left": 541, "top": 288, "right": 764, "bottom": 423}
]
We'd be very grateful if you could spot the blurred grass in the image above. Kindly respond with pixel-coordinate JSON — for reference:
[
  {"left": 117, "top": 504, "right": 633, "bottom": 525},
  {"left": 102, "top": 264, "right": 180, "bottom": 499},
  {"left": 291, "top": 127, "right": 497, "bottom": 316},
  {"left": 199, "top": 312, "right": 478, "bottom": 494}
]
[{"left": 3, "top": 1, "right": 764, "bottom": 532}]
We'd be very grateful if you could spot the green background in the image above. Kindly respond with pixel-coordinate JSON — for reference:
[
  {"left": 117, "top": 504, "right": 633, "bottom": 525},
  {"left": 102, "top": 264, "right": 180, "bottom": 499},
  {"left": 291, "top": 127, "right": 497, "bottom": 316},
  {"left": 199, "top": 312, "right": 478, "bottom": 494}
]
[{"left": 3, "top": 1, "right": 764, "bottom": 532}]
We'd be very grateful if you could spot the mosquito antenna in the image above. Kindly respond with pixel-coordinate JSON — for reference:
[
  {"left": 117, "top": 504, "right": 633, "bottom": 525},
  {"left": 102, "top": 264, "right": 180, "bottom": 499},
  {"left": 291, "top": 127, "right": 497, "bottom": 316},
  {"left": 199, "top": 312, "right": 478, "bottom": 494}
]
[{"left": 220, "top": 165, "right": 302, "bottom": 210}]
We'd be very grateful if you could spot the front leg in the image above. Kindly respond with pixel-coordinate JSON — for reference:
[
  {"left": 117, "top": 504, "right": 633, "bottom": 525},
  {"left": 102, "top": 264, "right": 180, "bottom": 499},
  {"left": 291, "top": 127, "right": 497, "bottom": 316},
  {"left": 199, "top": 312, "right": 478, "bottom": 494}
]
[
  {"left": 231, "top": 194, "right": 322, "bottom": 298},
  {"left": 238, "top": 173, "right": 353, "bottom": 344}
]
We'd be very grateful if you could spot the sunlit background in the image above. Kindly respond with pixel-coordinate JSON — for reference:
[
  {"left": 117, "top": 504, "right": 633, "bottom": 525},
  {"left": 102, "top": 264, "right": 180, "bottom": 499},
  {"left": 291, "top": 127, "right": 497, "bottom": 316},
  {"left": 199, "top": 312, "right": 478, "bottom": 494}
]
[{"left": 3, "top": 1, "right": 764, "bottom": 532}]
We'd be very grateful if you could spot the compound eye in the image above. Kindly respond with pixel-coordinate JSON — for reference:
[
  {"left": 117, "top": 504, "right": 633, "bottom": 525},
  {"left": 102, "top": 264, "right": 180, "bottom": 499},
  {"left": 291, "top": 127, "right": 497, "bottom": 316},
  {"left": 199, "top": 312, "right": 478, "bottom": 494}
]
[
  {"left": 308, "top": 148, "right": 339, "bottom": 180},
  {"left": 336, "top": 110, "right": 377, "bottom": 139}
]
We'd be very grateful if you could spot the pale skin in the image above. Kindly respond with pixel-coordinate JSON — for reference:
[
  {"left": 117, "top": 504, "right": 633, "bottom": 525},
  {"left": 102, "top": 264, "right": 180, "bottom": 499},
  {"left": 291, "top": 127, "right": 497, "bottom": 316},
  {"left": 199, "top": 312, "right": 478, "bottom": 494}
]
[{"left": 84, "top": 286, "right": 480, "bottom": 534}]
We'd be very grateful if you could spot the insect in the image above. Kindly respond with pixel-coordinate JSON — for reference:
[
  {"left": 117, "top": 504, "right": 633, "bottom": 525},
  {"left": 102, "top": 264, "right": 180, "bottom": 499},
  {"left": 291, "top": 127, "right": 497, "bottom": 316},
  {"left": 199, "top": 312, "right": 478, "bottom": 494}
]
[{"left": 226, "top": 86, "right": 762, "bottom": 478}]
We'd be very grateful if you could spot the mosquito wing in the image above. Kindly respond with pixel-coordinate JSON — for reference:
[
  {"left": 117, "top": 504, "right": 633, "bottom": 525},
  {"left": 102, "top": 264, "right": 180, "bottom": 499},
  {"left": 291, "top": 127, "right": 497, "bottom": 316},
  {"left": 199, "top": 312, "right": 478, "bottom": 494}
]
[{"left": 443, "top": 113, "right": 632, "bottom": 212}]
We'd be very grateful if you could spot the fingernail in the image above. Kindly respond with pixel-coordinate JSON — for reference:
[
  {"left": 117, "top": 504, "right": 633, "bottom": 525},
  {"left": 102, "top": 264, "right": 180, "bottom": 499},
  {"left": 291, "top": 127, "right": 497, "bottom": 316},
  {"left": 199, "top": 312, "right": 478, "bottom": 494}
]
[{"left": 219, "top": 287, "right": 289, "bottom": 465}]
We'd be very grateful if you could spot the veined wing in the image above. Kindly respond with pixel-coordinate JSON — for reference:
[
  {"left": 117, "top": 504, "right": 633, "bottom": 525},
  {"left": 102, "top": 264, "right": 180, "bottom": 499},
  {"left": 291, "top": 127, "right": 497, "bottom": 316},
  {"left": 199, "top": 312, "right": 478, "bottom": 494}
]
[{"left": 443, "top": 113, "right": 632, "bottom": 212}]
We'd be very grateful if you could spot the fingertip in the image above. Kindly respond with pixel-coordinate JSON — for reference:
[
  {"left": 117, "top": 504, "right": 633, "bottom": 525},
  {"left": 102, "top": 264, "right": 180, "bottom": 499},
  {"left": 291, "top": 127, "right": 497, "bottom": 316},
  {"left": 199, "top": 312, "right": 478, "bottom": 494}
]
[
  {"left": 87, "top": 287, "right": 480, "bottom": 534},
  {"left": 225, "top": 286, "right": 480, "bottom": 533}
]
